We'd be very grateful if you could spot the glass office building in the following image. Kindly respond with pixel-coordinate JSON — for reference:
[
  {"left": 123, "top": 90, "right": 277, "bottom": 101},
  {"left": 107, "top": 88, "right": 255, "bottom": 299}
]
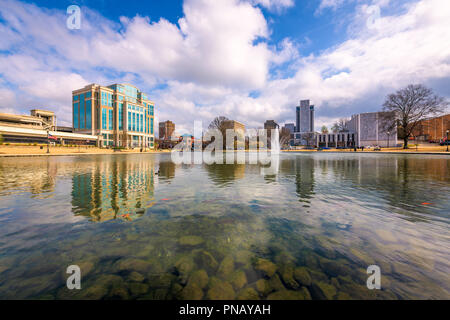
[{"left": 72, "top": 83, "right": 155, "bottom": 148}]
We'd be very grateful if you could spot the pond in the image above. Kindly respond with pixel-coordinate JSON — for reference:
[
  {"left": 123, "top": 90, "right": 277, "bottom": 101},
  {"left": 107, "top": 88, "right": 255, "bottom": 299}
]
[{"left": 0, "top": 153, "right": 448, "bottom": 300}]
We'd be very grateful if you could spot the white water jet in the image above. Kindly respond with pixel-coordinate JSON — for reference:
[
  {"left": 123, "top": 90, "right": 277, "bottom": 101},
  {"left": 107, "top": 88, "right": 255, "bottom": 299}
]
[{"left": 271, "top": 128, "right": 280, "bottom": 154}]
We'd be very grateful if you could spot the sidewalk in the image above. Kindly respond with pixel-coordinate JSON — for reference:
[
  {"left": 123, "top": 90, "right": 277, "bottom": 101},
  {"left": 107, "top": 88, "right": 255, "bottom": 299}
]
[{"left": 0, "top": 145, "right": 170, "bottom": 157}]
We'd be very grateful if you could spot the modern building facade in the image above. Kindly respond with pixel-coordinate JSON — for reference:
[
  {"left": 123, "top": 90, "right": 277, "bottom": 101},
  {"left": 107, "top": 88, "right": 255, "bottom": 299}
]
[
  {"left": 0, "top": 109, "right": 98, "bottom": 145},
  {"left": 223, "top": 120, "right": 245, "bottom": 132},
  {"left": 284, "top": 123, "right": 295, "bottom": 134},
  {"left": 316, "top": 111, "right": 399, "bottom": 148},
  {"left": 264, "top": 120, "right": 279, "bottom": 130},
  {"left": 159, "top": 120, "right": 175, "bottom": 140},
  {"left": 412, "top": 114, "right": 450, "bottom": 142},
  {"left": 72, "top": 83, "right": 155, "bottom": 148},
  {"left": 347, "top": 112, "right": 398, "bottom": 147},
  {"left": 296, "top": 100, "right": 314, "bottom": 133},
  {"left": 0, "top": 109, "right": 56, "bottom": 131}
]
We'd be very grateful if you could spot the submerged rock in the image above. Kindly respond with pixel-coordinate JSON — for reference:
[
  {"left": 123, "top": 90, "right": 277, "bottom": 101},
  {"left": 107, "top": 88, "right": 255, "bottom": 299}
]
[
  {"left": 180, "top": 283, "right": 204, "bottom": 300},
  {"left": 129, "top": 282, "right": 149, "bottom": 296},
  {"left": 234, "top": 250, "right": 253, "bottom": 266},
  {"left": 230, "top": 270, "right": 247, "bottom": 291},
  {"left": 267, "top": 290, "right": 307, "bottom": 300},
  {"left": 127, "top": 271, "right": 145, "bottom": 282},
  {"left": 320, "top": 259, "right": 352, "bottom": 277},
  {"left": 188, "top": 270, "right": 209, "bottom": 289},
  {"left": 107, "top": 286, "right": 130, "bottom": 300},
  {"left": 179, "top": 236, "right": 204, "bottom": 246},
  {"left": 294, "top": 267, "right": 312, "bottom": 286},
  {"left": 301, "top": 287, "right": 312, "bottom": 300},
  {"left": 310, "top": 282, "right": 337, "bottom": 300},
  {"left": 217, "top": 255, "right": 234, "bottom": 279},
  {"left": 255, "top": 279, "right": 271, "bottom": 296},
  {"left": 253, "top": 258, "right": 277, "bottom": 278},
  {"left": 174, "top": 256, "right": 195, "bottom": 276},
  {"left": 279, "top": 265, "right": 300, "bottom": 290},
  {"left": 237, "top": 287, "right": 260, "bottom": 300},
  {"left": 206, "top": 280, "right": 235, "bottom": 300},
  {"left": 196, "top": 251, "right": 219, "bottom": 273},
  {"left": 112, "top": 258, "right": 152, "bottom": 273},
  {"left": 268, "top": 274, "right": 285, "bottom": 292}
]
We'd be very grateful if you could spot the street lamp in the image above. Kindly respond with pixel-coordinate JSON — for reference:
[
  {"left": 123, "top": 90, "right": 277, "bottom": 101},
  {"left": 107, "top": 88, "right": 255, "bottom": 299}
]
[
  {"left": 446, "top": 130, "right": 449, "bottom": 152},
  {"left": 387, "top": 131, "right": 390, "bottom": 149},
  {"left": 47, "top": 129, "right": 50, "bottom": 154}
]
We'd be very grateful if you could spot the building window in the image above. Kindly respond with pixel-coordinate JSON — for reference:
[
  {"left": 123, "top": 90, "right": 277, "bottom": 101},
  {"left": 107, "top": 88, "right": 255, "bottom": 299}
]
[
  {"left": 140, "top": 114, "right": 143, "bottom": 133},
  {"left": 102, "top": 108, "right": 107, "bottom": 130},
  {"left": 86, "top": 100, "right": 92, "bottom": 130},
  {"left": 128, "top": 112, "right": 131, "bottom": 131},
  {"left": 119, "top": 103, "right": 123, "bottom": 131},
  {"left": 73, "top": 102, "right": 79, "bottom": 129},
  {"left": 132, "top": 113, "right": 136, "bottom": 131},
  {"left": 86, "top": 92, "right": 91, "bottom": 98},
  {"left": 79, "top": 93, "right": 85, "bottom": 129},
  {"left": 109, "top": 109, "right": 113, "bottom": 130},
  {"left": 151, "top": 118, "right": 154, "bottom": 134},
  {"left": 73, "top": 95, "right": 79, "bottom": 101}
]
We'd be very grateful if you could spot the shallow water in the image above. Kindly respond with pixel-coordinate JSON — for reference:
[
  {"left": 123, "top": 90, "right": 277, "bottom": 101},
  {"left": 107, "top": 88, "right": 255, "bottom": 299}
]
[{"left": 0, "top": 153, "right": 448, "bottom": 300}]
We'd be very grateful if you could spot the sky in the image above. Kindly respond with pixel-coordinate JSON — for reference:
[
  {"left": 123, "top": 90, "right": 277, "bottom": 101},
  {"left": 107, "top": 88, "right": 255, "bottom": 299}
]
[{"left": 0, "top": 0, "right": 450, "bottom": 135}]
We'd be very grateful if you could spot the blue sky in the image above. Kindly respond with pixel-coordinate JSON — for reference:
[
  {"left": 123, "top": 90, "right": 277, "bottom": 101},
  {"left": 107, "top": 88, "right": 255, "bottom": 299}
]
[{"left": 1, "top": 0, "right": 449, "bottom": 134}]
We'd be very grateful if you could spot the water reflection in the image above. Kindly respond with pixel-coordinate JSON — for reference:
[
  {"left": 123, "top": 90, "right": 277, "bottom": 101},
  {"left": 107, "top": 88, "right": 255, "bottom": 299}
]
[
  {"left": 0, "top": 153, "right": 448, "bottom": 300},
  {"left": 71, "top": 157, "right": 156, "bottom": 222}
]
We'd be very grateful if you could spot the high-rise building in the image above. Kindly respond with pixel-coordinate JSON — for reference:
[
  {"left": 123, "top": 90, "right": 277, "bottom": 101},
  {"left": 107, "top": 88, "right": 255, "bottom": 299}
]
[
  {"left": 296, "top": 100, "right": 314, "bottom": 133},
  {"left": 72, "top": 83, "right": 155, "bottom": 148},
  {"left": 284, "top": 123, "right": 295, "bottom": 134},
  {"left": 159, "top": 120, "right": 175, "bottom": 140},
  {"left": 264, "top": 120, "right": 279, "bottom": 130},
  {"left": 223, "top": 120, "right": 245, "bottom": 132}
]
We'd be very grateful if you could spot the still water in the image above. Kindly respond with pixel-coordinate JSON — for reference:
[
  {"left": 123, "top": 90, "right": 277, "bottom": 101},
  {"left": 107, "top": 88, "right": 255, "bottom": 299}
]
[{"left": 0, "top": 153, "right": 448, "bottom": 300}]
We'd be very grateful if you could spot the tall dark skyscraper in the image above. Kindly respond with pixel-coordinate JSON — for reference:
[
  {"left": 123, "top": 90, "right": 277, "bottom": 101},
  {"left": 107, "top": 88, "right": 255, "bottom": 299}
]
[{"left": 296, "top": 100, "right": 314, "bottom": 133}]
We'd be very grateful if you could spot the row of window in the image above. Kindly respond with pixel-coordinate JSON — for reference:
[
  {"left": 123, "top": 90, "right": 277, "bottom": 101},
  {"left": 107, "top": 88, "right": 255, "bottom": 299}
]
[
  {"left": 102, "top": 108, "right": 153, "bottom": 134},
  {"left": 73, "top": 93, "right": 92, "bottom": 130}
]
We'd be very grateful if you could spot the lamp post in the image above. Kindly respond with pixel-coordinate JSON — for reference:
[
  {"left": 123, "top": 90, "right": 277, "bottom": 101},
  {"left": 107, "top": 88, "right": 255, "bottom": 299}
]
[
  {"left": 47, "top": 129, "right": 50, "bottom": 154},
  {"left": 387, "top": 131, "right": 390, "bottom": 149},
  {"left": 446, "top": 130, "right": 449, "bottom": 152}
]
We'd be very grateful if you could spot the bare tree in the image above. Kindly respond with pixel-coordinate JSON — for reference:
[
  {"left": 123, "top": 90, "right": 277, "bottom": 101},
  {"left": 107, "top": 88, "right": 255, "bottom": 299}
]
[
  {"left": 279, "top": 127, "right": 291, "bottom": 147},
  {"left": 207, "top": 116, "right": 229, "bottom": 147},
  {"left": 331, "top": 118, "right": 348, "bottom": 133},
  {"left": 208, "top": 116, "right": 229, "bottom": 132},
  {"left": 381, "top": 84, "right": 448, "bottom": 149}
]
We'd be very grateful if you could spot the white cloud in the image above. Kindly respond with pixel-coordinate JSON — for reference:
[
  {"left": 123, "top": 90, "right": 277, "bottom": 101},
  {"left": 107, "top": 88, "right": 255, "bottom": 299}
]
[
  {"left": 251, "top": 0, "right": 295, "bottom": 12},
  {"left": 0, "top": 0, "right": 449, "bottom": 131}
]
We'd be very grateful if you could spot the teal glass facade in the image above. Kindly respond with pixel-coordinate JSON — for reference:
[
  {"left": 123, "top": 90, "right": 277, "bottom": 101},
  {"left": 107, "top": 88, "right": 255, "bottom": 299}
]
[{"left": 73, "top": 84, "right": 155, "bottom": 148}]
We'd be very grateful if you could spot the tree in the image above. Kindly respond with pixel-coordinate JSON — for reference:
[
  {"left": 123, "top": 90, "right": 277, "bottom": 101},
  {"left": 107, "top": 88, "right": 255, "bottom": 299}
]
[
  {"left": 279, "top": 127, "right": 291, "bottom": 147},
  {"left": 331, "top": 118, "right": 348, "bottom": 133},
  {"left": 381, "top": 84, "right": 448, "bottom": 149},
  {"left": 321, "top": 125, "right": 329, "bottom": 134},
  {"left": 207, "top": 116, "right": 229, "bottom": 149},
  {"left": 208, "top": 116, "right": 229, "bottom": 132}
]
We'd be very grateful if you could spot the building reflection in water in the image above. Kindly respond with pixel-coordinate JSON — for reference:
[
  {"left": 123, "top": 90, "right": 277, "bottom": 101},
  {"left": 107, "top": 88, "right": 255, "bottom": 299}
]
[
  {"left": 158, "top": 160, "right": 176, "bottom": 182},
  {"left": 293, "top": 157, "right": 315, "bottom": 204},
  {"left": 204, "top": 163, "right": 245, "bottom": 186},
  {"left": 0, "top": 157, "right": 58, "bottom": 198},
  {"left": 71, "top": 157, "right": 156, "bottom": 222}
]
